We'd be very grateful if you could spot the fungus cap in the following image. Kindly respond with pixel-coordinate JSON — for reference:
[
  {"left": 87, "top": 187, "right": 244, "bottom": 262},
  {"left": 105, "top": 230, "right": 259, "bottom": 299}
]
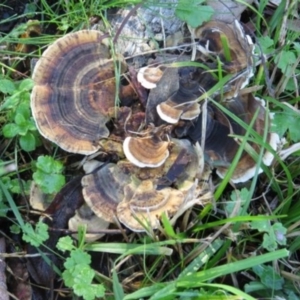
[
  {"left": 123, "top": 136, "right": 170, "bottom": 168},
  {"left": 137, "top": 66, "right": 165, "bottom": 89},
  {"left": 117, "top": 180, "right": 185, "bottom": 232},
  {"left": 82, "top": 163, "right": 131, "bottom": 222},
  {"left": 31, "top": 30, "right": 126, "bottom": 155},
  {"left": 68, "top": 204, "right": 109, "bottom": 242}
]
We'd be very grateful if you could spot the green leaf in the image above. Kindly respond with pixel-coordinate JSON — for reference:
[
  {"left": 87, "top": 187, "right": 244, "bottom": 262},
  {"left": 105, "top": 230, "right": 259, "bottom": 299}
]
[
  {"left": 27, "top": 119, "right": 37, "bottom": 131},
  {"left": 293, "top": 42, "right": 300, "bottom": 54},
  {"left": 33, "top": 171, "right": 65, "bottom": 194},
  {"left": 9, "top": 179, "right": 30, "bottom": 195},
  {"left": 20, "top": 133, "right": 36, "bottom": 152},
  {"left": 57, "top": 236, "right": 75, "bottom": 252},
  {"left": 33, "top": 156, "right": 65, "bottom": 193},
  {"left": 161, "top": 212, "right": 177, "bottom": 238},
  {"left": 24, "top": 3, "right": 37, "bottom": 16},
  {"left": 225, "top": 188, "right": 249, "bottom": 215},
  {"left": 73, "top": 264, "right": 95, "bottom": 284},
  {"left": 19, "top": 78, "right": 34, "bottom": 91},
  {"left": 2, "top": 123, "right": 19, "bottom": 138},
  {"left": 262, "top": 232, "right": 277, "bottom": 252},
  {"left": 73, "top": 280, "right": 105, "bottom": 300},
  {"left": 61, "top": 245, "right": 105, "bottom": 300},
  {"left": 73, "top": 281, "right": 95, "bottom": 300},
  {"left": 257, "top": 36, "right": 274, "bottom": 54},
  {"left": 0, "top": 201, "right": 9, "bottom": 217},
  {"left": 63, "top": 269, "right": 74, "bottom": 287},
  {"left": 22, "top": 221, "right": 49, "bottom": 247},
  {"left": 19, "top": 90, "right": 30, "bottom": 102},
  {"left": 0, "top": 79, "right": 16, "bottom": 94},
  {"left": 113, "top": 268, "right": 125, "bottom": 300},
  {"left": 250, "top": 219, "right": 269, "bottom": 232},
  {"left": 10, "top": 224, "right": 21, "bottom": 234},
  {"left": 64, "top": 249, "right": 91, "bottom": 270},
  {"left": 272, "top": 105, "right": 300, "bottom": 142},
  {"left": 272, "top": 223, "right": 287, "bottom": 246},
  {"left": 14, "top": 113, "right": 26, "bottom": 126},
  {"left": 36, "top": 155, "right": 64, "bottom": 174},
  {"left": 93, "top": 284, "right": 105, "bottom": 298},
  {"left": 260, "top": 265, "right": 284, "bottom": 290},
  {"left": 16, "top": 102, "right": 31, "bottom": 119},
  {"left": 0, "top": 93, "right": 20, "bottom": 110},
  {"left": 274, "top": 50, "right": 296, "bottom": 76},
  {"left": 175, "top": 0, "right": 214, "bottom": 28}
]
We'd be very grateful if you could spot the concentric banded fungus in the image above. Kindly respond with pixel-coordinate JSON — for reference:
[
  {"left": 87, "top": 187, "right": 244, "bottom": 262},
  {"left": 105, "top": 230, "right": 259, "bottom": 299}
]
[
  {"left": 82, "top": 163, "right": 131, "bottom": 222},
  {"left": 187, "top": 93, "right": 279, "bottom": 183},
  {"left": 137, "top": 66, "right": 165, "bottom": 89},
  {"left": 194, "top": 20, "right": 254, "bottom": 98},
  {"left": 215, "top": 94, "right": 279, "bottom": 182},
  {"left": 117, "top": 180, "right": 185, "bottom": 232},
  {"left": 156, "top": 70, "right": 202, "bottom": 124},
  {"left": 157, "top": 100, "right": 200, "bottom": 124},
  {"left": 123, "top": 135, "right": 170, "bottom": 168},
  {"left": 68, "top": 204, "right": 109, "bottom": 242},
  {"left": 31, "top": 30, "right": 126, "bottom": 154},
  {"left": 195, "top": 20, "right": 253, "bottom": 74}
]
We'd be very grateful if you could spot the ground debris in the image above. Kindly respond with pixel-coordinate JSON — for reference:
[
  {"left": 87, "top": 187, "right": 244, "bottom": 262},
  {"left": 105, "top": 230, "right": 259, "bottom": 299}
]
[{"left": 0, "top": 238, "right": 9, "bottom": 300}]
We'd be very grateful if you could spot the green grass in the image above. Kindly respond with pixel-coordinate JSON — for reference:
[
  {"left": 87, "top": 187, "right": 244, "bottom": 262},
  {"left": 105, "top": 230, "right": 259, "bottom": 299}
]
[{"left": 1, "top": 0, "right": 300, "bottom": 299}]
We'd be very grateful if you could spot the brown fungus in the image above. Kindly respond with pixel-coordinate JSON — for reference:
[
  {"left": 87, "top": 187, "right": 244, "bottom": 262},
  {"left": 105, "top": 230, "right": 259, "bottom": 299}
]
[
  {"left": 123, "top": 133, "right": 170, "bottom": 168},
  {"left": 117, "top": 180, "right": 185, "bottom": 232},
  {"left": 194, "top": 20, "right": 254, "bottom": 98},
  {"left": 187, "top": 94, "right": 279, "bottom": 183},
  {"left": 137, "top": 66, "right": 165, "bottom": 89},
  {"left": 82, "top": 163, "right": 131, "bottom": 223},
  {"left": 31, "top": 30, "right": 126, "bottom": 154},
  {"left": 68, "top": 204, "right": 109, "bottom": 242}
]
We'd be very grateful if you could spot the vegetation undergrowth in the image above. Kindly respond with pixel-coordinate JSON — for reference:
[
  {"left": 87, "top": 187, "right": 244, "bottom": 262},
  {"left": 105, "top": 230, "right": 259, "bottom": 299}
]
[{"left": 0, "top": 0, "right": 300, "bottom": 299}]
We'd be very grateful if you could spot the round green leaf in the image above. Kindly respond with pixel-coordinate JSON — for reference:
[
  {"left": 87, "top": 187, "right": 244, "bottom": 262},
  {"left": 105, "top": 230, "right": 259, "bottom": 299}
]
[
  {"left": 33, "top": 171, "right": 65, "bottom": 194},
  {"left": 2, "top": 123, "right": 19, "bottom": 138},
  {"left": 20, "top": 133, "right": 36, "bottom": 152},
  {"left": 0, "top": 79, "right": 16, "bottom": 94},
  {"left": 19, "top": 78, "right": 34, "bottom": 91},
  {"left": 16, "top": 102, "right": 31, "bottom": 119},
  {"left": 14, "top": 113, "right": 26, "bottom": 126}
]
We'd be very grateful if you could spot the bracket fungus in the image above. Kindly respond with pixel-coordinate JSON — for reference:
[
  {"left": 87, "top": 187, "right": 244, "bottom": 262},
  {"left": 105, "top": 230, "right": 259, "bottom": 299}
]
[
  {"left": 123, "top": 125, "right": 172, "bottom": 168},
  {"left": 156, "top": 68, "right": 202, "bottom": 124},
  {"left": 68, "top": 204, "right": 109, "bottom": 242},
  {"left": 82, "top": 163, "right": 131, "bottom": 223},
  {"left": 81, "top": 137, "right": 204, "bottom": 232},
  {"left": 31, "top": 30, "right": 126, "bottom": 155},
  {"left": 117, "top": 180, "right": 185, "bottom": 232},
  {"left": 194, "top": 20, "right": 254, "bottom": 99},
  {"left": 137, "top": 66, "right": 165, "bottom": 89},
  {"left": 29, "top": 18, "right": 279, "bottom": 235},
  {"left": 195, "top": 20, "right": 254, "bottom": 78},
  {"left": 148, "top": 20, "right": 254, "bottom": 126},
  {"left": 141, "top": 20, "right": 277, "bottom": 184},
  {"left": 187, "top": 94, "right": 279, "bottom": 183}
]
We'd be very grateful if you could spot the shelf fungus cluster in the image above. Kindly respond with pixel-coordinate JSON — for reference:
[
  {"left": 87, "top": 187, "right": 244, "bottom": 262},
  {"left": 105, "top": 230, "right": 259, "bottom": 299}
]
[
  {"left": 31, "top": 20, "right": 279, "bottom": 232},
  {"left": 139, "top": 20, "right": 279, "bottom": 184},
  {"left": 82, "top": 139, "right": 204, "bottom": 232}
]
